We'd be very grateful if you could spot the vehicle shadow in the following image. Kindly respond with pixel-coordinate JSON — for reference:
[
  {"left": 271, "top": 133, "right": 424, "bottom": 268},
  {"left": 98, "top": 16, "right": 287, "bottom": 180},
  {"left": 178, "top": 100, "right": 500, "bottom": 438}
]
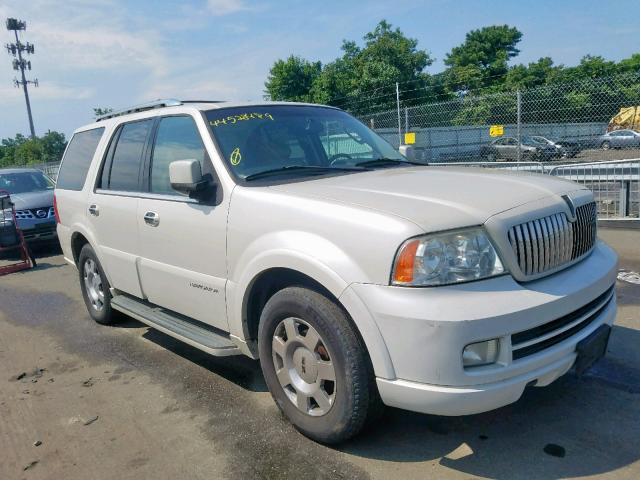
[
  {"left": 130, "top": 316, "right": 640, "bottom": 479},
  {"left": 338, "top": 326, "right": 640, "bottom": 479},
  {"left": 141, "top": 327, "right": 267, "bottom": 393}
]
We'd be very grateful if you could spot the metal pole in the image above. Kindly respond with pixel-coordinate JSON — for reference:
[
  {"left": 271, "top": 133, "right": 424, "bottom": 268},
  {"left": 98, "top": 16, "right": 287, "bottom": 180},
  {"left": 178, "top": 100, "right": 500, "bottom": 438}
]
[
  {"left": 396, "top": 82, "right": 401, "bottom": 146},
  {"left": 13, "top": 30, "right": 36, "bottom": 138},
  {"left": 405, "top": 106, "right": 409, "bottom": 135},
  {"left": 620, "top": 180, "right": 630, "bottom": 218},
  {"left": 516, "top": 90, "right": 522, "bottom": 162}
]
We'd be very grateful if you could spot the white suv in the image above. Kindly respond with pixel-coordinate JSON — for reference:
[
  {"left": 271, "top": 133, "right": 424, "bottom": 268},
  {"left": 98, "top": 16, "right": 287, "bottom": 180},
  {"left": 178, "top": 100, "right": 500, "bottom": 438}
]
[{"left": 55, "top": 99, "right": 617, "bottom": 443}]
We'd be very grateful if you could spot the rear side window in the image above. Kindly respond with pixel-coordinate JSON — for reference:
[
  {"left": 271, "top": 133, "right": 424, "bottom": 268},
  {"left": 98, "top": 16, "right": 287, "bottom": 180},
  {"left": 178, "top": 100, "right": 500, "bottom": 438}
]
[
  {"left": 103, "top": 120, "right": 152, "bottom": 192},
  {"left": 56, "top": 128, "right": 105, "bottom": 191},
  {"left": 150, "top": 116, "right": 206, "bottom": 195}
]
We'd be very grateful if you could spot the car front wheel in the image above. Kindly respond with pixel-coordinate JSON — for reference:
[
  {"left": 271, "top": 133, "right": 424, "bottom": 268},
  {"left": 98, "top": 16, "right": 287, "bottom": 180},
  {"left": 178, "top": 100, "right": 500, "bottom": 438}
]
[{"left": 258, "top": 287, "right": 380, "bottom": 444}]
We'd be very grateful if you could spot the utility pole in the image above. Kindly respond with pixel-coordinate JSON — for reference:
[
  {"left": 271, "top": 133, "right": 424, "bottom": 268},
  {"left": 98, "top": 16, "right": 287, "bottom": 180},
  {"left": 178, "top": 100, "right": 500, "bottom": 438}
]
[{"left": 5, "top": 18, "right": 38, "bottom": 138}]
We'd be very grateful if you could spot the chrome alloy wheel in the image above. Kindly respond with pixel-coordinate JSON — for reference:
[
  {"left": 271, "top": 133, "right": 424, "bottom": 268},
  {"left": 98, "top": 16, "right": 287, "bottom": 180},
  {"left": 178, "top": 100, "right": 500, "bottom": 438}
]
[
  {"left": 272, "top": 317, "right": 336, "bottom": 416},
  {"left": 83, "top": 258, "right": 105, "bottom": 311}
]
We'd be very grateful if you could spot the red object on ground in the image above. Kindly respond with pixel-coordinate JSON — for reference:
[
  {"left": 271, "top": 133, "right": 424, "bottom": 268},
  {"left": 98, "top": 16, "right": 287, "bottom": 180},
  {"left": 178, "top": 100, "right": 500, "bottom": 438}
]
[{"left": 0, "top": 190, "right": 36, "bottom": 276}]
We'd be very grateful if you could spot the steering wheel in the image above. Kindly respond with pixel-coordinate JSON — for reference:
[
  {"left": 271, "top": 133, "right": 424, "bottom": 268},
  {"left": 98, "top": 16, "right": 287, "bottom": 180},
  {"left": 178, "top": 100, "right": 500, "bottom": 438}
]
[{"left": 329, "top": 153, "right": 353, "bottom": 166}]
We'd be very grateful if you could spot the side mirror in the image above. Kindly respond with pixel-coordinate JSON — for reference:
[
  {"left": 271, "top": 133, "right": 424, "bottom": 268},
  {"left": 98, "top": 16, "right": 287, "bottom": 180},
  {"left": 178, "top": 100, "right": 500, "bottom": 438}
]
[
  {"left": 399, "top": 145, "right": 416, "bottom": 162},
  {"left": 169, "top": 159, "right": 208, "bottom": 193}
]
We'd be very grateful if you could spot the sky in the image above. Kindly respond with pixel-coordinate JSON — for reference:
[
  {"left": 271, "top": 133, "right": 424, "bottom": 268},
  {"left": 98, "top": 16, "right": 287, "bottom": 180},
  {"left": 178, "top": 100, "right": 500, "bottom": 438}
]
[{"left": 0, "top": 0, "right": 639, "bottom": 140}]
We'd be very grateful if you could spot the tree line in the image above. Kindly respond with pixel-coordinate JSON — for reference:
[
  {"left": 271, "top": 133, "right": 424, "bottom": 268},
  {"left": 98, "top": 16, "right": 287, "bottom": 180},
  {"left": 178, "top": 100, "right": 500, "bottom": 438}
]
[
  {"left": 0, "top": 108, "right": 114, "bottom": 169},
  {"left": 264, "top": 21, "right": 640, "bottom": 126},
  {"left": 0, "top": 131, "right": 67, "bottom": 169}
]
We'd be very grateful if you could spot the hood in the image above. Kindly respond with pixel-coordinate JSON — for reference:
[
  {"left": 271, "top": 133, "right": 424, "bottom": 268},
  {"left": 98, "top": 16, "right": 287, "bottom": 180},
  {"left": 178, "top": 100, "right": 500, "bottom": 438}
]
[
  {"left": 7, "top": 190, "right": 54, "bottom": 210},
  {"left": 271, "top": 167, "right": 586, "bottom": 232}
]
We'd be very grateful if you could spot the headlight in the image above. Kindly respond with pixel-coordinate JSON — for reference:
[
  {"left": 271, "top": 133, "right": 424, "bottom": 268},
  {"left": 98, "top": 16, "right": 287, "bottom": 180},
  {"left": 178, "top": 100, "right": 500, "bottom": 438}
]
[
  {"left": 391, "top": 227, "right": 505, "bottom": 286},
  {"left": 1, "top": 210, "right": 13, "bottom": 225}
]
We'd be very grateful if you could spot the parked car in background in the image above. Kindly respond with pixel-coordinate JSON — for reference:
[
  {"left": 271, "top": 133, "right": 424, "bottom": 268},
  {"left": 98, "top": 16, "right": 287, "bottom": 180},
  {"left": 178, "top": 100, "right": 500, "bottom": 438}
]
[
  {"left": 0, "top": 168, "right": 57, "bottom": 243},
  {"left": 481, "top": 136, "right": 559, "bottom": 161},
  {"left": 598, "top": 129, "right": 640, "bottom": 150},
  {"left": 553, "top": 138, "right": 584, "bottom": 158},
  {"left": 523, "top": 135, "right": 568, "bottom": 158}
]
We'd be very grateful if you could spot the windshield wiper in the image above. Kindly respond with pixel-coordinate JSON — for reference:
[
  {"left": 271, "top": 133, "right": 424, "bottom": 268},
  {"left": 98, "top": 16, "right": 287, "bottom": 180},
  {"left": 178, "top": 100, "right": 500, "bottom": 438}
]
[
  {"left": 355, "top": 158, "right": 424, "bottom": 168},
  {"left": 244, "top": 165, "right": 366, "bottom": 181}
]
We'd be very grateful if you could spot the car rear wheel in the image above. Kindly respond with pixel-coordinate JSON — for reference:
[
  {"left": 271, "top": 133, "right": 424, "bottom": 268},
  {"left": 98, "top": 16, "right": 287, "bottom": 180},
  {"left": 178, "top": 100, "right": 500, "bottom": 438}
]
[
  {"left": 78, "top": 244, "right": 118, "bottom": 325},
  {"left": 258, "top": 287, "right": 380, "bottom": 444},
  {"left": 601, "top": 141, "right": 611, "bottom": 150}
]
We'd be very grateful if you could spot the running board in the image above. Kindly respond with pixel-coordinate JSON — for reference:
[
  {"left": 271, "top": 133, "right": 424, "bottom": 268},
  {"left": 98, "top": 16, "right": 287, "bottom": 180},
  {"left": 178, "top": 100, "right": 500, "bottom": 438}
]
[{"left": 111, "top": 294, "right": 241, "bottom": 357}]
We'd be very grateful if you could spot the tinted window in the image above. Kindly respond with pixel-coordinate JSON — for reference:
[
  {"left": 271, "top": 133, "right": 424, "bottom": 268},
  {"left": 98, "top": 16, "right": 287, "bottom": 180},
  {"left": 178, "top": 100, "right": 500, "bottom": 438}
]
[
  {"left": 107, "top": 120, "right": 151, "bottom": 191},
  {"left": 56, "top": 128, "right": 104, "bottom": 190},
  {"left": 150, "top": 116, "right": 206, "bottom": 195},
  {"left": 0, "top": 171, "right": 54, "bottom": 194},
  {"left": 205, "top": 106, "right": 404, "bottom": 180}
]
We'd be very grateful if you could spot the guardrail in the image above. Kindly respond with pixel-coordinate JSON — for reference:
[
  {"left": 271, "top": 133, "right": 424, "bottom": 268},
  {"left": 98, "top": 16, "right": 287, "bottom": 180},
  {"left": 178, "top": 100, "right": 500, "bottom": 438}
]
[
  {"left": 548, "top": 159, "right": 639, "bottom": 219},
  {"left": 427, "top": 159, "right": 640, "bottom": 220}
]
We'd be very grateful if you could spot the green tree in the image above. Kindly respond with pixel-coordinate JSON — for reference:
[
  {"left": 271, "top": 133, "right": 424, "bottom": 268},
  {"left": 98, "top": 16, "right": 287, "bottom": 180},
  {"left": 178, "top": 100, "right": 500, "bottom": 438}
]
[
  {"left": 617, "top": 53, "right": 640, "bottom": 74},
  {"left": 505, "top": 57, "right": 561, "bottom": 90},
  {"left": 93, "top": 107, "right": 113, "bottom": 117},
  {"left": 323, "top": 21, "right": 433, "bottom": 111},
  {"left": 264, "top": 20, "right": 433, "bottom": 113},
  {"left": 444, "top": 25, "right": 522, "bottom": 92},
  {"left": 264, "top": 55, "right": 322, "bottom": 102},
  {"left": 0, "top": 131, "right": 67, "bottom": 167},
  {"left": 40, "top": 130, "right": 67, "bottom": 162}
]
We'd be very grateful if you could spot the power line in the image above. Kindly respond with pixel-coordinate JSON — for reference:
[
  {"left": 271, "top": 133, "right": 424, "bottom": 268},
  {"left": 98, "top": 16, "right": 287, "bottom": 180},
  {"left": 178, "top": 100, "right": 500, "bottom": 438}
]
[{"left": 5, "top": 18, "right": 38, "bottom": 138}]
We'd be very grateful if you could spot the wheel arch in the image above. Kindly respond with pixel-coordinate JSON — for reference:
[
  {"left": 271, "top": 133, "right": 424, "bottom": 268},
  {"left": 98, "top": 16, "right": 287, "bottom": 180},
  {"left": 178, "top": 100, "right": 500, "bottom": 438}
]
[
  {"left": 235, "top": 262, "right": 395, "bottom": 379},
  {"left": 70, "top": 231, "right": 90, "bottom": 266}
]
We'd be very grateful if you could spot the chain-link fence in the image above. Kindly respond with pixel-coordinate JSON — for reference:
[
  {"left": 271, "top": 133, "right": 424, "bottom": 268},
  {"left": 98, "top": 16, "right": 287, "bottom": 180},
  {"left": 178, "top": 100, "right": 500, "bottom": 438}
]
[
  {"left": 356, "top": 73, "right": 640, "bottom": 164},
  {"left": 350, "top": 73, "right": 640, "bottom": 219}
]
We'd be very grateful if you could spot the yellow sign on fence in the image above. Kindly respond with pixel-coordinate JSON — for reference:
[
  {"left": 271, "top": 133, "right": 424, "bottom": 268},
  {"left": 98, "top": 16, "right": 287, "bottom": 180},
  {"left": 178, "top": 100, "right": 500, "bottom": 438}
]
[
  {"left": 489, "top": 125, "right": 504, "bottom": 137},
  {"left": 404, "top": 132, "right": 416, "bottom": 144}
]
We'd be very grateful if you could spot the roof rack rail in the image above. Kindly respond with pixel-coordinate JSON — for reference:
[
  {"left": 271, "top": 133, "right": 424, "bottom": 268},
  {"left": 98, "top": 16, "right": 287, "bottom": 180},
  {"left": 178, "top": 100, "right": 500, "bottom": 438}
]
[
  {"left": 96, "top": 99, "right": 182, "bottom": 121},
  {"left": 180, "top": 100, "right": 226, "bottom": 104}
]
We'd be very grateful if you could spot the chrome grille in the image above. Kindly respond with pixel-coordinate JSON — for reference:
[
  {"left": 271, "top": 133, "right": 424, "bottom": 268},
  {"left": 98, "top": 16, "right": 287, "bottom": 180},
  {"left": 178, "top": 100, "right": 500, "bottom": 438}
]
[
  {"left": 507, "top": 202, "right": 597, "bottom": 277},
  {"left": 15, "top": 207, "right": 55, "bottom": 220}
]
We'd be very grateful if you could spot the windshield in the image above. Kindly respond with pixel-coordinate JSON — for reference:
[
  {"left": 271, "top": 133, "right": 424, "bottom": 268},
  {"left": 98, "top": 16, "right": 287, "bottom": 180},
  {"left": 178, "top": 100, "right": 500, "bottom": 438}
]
[
  {"left": 205, "top": 105, "right": 406, "bottom": 181},
  {"left": 0, "top": 171, "right": 54, "bottom": 194}
]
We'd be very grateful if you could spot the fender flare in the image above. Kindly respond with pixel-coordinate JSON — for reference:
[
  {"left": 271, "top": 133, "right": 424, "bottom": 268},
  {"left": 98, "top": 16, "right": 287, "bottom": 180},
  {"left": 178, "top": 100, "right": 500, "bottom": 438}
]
[{"left": 228, "top": 249, "right": 396, "bottom": 379}]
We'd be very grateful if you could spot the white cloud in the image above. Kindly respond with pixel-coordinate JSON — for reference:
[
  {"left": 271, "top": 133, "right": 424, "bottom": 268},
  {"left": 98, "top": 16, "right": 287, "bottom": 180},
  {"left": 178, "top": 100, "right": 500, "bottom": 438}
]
[
  {"left": 0, "top": 83, "right": 94, "bottom": 103},
  {"left": 31, "top": 23, "right": 169, "bottom": 76},
  {"left": 207, "top": 0, "right": 250, "bottom": 16}
]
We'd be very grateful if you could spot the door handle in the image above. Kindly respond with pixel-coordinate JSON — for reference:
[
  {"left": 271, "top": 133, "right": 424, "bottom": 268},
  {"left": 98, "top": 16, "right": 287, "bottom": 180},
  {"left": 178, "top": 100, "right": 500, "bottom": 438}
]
[
  {"left": 88, "top": 204, "right": 99, "bottom": 216},
  {"left": 143, "top": 211, "right": 160, "bottom": 227}
]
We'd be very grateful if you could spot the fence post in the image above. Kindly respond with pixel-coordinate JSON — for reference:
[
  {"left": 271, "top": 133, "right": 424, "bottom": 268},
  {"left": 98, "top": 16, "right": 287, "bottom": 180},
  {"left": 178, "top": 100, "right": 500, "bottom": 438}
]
[
  {"left": 516, "top": 89, "right": 522, "bottom": 162},
  {"left": 396, "top": 82, "right": 401, "bottom": 146},
  {"left": 405, "top": 106, "right": 409, "bottom": 135},
  {"left": 620, "top": 180, "right": 630, "bottom": 218}
]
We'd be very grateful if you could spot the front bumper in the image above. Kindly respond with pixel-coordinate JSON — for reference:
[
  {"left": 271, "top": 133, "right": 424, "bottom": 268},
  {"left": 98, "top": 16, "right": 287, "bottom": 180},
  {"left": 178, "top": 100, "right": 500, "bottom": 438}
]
[
  {"left": 18, "top": 219, "right": 58, "bottom": 243},
  {"left": 344, "top": 240, "right": 618, "bottom": 416}
]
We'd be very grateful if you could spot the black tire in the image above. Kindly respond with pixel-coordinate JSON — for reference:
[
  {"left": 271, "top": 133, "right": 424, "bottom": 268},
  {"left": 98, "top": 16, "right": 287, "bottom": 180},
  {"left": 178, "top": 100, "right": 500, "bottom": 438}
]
[
  {"left": 258, "top": 287, "right": 380, "bottom": 444},
  {"left": 78, "top": 244, "right": 117, "bottom": 325},
  {"left": 601, "top": 141, "right": 611, "bottom": 150}
]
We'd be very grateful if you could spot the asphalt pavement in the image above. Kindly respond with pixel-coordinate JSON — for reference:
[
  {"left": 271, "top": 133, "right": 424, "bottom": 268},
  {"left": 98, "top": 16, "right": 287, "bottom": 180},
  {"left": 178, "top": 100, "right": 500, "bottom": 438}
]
[{"left": 0, "top": 229, "right": 639, "bottom": 480}]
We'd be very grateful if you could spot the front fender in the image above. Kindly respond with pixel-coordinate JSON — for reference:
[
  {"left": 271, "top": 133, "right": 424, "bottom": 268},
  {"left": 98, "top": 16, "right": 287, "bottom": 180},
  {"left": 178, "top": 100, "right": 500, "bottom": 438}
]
[{"left": 226, "top": 233, "right": 395, "bottom": 379}]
